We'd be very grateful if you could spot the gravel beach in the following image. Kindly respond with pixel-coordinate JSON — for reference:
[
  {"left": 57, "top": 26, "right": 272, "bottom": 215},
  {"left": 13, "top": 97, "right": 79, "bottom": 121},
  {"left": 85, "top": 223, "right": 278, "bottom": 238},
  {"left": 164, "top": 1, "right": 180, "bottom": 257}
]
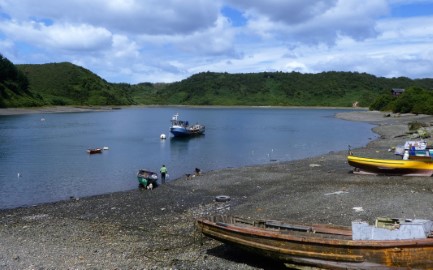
[{"left": 1, "top": 110, "right": 433, "bottom": 269}]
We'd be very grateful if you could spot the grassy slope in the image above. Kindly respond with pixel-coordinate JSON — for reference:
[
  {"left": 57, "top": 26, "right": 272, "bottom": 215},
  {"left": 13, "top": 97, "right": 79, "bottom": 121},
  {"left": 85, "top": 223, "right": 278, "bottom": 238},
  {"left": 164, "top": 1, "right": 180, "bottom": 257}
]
[{"left": 17, "top": 63, "right": 134, "bottom": 106}]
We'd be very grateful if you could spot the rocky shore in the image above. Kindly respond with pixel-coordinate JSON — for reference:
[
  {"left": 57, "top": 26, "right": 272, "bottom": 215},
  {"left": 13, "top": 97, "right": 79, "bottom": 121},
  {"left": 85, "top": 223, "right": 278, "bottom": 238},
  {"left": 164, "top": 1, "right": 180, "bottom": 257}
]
[{"left": 1, "top": 110, "right": 433, "bottom": 269}]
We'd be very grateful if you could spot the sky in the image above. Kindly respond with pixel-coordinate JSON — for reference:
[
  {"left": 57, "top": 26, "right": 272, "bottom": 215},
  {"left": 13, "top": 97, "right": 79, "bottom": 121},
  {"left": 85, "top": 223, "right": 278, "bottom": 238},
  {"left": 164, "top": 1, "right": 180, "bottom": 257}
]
[{"left": 1, "top": 0, "right": 433, "bottom": 84}]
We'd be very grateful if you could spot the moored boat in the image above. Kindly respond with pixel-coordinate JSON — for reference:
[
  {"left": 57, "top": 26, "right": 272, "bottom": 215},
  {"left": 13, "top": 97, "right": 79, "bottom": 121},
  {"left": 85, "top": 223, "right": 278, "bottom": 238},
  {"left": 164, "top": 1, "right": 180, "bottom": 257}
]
[
  {"left": 347, "top": 155, "right": 433, "bottom": 176},
  {"left": 170, "top": 113, "right": 205, "bottom": 137},
  {"left": 87, "top": 148, "right": 103, "bottom": 154},
  {"left": 196, "top": 215, "right": 433, "bottom": 269}
]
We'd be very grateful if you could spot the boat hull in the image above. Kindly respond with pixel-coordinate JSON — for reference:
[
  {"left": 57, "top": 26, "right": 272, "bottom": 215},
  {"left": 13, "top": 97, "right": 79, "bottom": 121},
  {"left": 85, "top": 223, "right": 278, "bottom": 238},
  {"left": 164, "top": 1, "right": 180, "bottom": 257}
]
[
  {"left": 196, "top": 215, "right": 433, "bottom": 269},
  {"left": 87, "top": 148, "right": 103, "bottom": 154},
  {"left": 347, "top": 155, "right": 433, "bottom": 176},
  {"left": 170, "top": 126, "right": 205, "bottom": 137}
]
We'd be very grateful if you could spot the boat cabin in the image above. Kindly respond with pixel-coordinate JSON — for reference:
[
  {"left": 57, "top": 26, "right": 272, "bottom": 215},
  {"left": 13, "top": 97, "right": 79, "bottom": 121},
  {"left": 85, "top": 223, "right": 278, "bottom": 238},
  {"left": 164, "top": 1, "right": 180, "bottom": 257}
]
[
  {"left": 352, "top": 217, "right": 433, "bottom": 240},
  {"left": 171, "top": 113, "right": 188, "bottom": 127}
]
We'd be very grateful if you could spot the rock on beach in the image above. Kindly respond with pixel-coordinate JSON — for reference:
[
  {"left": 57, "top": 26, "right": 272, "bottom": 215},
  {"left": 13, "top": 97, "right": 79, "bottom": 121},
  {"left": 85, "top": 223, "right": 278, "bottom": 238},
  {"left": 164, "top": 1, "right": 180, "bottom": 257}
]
[{"left": 1, "top": 110, "right": 433, "bottom": 269}]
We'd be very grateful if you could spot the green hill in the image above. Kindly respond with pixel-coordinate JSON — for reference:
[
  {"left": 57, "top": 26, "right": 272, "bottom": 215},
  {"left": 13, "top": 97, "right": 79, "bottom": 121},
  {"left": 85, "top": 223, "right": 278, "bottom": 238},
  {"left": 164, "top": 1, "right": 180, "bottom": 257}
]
[
  {"left": 2, "top": 57, "right": 433, "bottom": 110},
  {"left": 141, "top": 71, "right": 433, "bottom": 107},
  {"left": 17, "top": 62, "right": 134, "bottom": 106},
  {"left": 0, "top": 54, "right": 44, "bottom": 107}
]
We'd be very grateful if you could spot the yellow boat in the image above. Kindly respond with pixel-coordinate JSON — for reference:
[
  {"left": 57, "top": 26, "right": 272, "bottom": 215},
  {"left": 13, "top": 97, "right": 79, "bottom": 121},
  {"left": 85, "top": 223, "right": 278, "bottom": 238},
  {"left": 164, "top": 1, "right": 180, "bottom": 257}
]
[{"left": 347, "top": 155, "right": 433, "bottom": 176}]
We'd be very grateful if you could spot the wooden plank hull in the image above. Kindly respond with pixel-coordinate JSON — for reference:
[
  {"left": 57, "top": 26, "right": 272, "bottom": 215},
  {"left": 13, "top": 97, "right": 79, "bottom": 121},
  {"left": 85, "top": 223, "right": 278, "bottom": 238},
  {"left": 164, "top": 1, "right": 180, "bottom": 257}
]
[
  {"left": 347, "top": 155, "right": 433, "bottom": 176},
  {"left": 196, "top": 215, "right": 433, "bottom": 269}
]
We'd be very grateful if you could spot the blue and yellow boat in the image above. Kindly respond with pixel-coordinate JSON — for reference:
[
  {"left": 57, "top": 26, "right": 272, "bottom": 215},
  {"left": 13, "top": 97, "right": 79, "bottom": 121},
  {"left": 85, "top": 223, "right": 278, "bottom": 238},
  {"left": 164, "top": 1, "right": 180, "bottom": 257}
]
[{"left": 347, "top": 155, "right": 433, "bottom": 176}]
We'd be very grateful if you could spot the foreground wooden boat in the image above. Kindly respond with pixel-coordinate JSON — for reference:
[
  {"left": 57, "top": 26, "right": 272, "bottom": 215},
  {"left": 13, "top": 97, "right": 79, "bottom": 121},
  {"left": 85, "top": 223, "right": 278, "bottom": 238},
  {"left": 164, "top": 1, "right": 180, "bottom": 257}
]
[
  {"left": 347, "top": 155, "right": 433, "bottom": 176},
  {"left": 196, "top": 215, "right": 433, "bottom": 269}
]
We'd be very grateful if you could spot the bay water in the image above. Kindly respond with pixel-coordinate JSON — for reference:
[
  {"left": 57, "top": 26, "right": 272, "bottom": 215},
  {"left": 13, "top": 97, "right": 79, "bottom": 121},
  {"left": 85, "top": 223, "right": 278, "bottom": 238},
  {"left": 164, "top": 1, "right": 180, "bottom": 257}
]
[{"left": 0, "top": 107, "right": 376, "bottom": 209}]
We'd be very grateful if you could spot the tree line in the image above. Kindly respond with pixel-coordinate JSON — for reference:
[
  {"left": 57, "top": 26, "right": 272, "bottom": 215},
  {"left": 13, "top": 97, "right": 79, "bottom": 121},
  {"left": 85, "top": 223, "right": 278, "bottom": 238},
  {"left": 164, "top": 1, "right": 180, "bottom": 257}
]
[
  {"left": 370, "top": 87, "right": 433, "bottom": 115},
  {"left": 0, "top": 53, "right": 43, "bottom": 107},
  {"left": 2, "top": 54, "right": 433, "bottom": 114}
]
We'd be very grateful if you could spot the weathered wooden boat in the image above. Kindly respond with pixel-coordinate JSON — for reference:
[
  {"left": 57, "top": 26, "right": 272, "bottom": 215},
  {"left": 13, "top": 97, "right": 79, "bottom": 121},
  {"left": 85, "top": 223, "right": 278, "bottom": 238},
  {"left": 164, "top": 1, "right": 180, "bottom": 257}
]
[
  {"left": 170, "top": 113, "right": 205, "bottom": 137},
  {"left": 87, "top": 148, "right": 103, "bottom": 154},
  {"left": 347, "top": 155, "right": 433, "bottom": 176},
  {"left": 136, "top": 169, "right": 158, "bottom": 188},
  {"left": 196, "top": 215, "right": 433, "bottom": 269}
]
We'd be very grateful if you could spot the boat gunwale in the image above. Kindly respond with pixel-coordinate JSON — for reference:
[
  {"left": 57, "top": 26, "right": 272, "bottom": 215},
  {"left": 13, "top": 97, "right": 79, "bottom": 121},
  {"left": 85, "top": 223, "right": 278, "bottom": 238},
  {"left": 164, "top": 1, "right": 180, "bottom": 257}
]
[
  {"left": 197, "top": 218, "right": 433, "bottom": 248},
  {"left": 347, "top": 155, "right": 433, "bottom": 168}
]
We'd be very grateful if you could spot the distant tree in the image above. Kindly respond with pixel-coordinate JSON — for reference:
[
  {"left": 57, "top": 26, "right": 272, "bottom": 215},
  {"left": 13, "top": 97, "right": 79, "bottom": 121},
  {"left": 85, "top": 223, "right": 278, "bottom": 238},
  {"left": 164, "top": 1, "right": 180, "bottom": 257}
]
[
  {"left": 0, "top": 53, "right": 17, "bottom": 82},
  {"left": 369, "top": 94, "right": 395, "bottom": 111},
  {"left": 385, "top": 87, "right": 433, "bottom": 114},
  {"left": 16, "top": 68, "right": 29, "bottom": 90}
]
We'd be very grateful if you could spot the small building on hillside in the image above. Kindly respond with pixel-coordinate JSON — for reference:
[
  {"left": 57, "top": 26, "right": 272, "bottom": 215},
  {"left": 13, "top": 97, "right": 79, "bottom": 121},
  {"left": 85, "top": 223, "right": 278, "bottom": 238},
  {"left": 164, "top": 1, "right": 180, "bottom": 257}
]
[{"left": 391, "top": 88, "right": 405, "bottom": 96}]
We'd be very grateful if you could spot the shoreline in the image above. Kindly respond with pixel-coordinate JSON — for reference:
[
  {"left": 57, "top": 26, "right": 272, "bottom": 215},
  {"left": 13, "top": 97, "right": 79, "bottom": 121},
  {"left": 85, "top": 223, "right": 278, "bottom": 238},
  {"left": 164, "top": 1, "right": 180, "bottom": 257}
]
[
  {"left": 1, "top": 110, "right": 433, "bottom": 269},
  {"left": 0, "top": 106, "right": 114, "bottom": 115},
  {"left": 0, "top": 105, "right": 366, "bottom": 116}
]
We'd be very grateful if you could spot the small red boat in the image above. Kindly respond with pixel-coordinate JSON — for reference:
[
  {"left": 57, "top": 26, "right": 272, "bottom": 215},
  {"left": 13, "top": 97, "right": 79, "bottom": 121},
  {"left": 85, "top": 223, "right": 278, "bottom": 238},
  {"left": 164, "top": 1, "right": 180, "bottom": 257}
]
[{"left": 87, "top": 148, "right": 103, "bottom": 154}]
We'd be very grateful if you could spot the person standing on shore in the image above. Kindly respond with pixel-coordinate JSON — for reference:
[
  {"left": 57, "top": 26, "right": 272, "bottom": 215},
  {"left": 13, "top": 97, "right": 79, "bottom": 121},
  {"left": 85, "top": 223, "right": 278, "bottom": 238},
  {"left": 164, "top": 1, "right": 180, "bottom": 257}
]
[{"left": 160, "top": 165, "right": 168, "bottom": 184}]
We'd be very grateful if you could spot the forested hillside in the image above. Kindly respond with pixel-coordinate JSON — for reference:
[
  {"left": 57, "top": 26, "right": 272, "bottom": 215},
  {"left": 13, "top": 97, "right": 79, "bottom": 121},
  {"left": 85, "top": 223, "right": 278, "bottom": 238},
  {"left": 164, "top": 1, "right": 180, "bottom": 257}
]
[
  {"left": 18, "top": 62, "right": 134, "bottom": 106},
  {"left": 0, "top": 54, "right": 44, "bottom": 107},
  {"left": 1, "top": 57, "right": 433, "bottom": 110},
  {"left": 370, "top": 86, "right": 433, "bottom": 114},
  {"left": 144, "top": 71, "right": 433, "bottom": 107}
]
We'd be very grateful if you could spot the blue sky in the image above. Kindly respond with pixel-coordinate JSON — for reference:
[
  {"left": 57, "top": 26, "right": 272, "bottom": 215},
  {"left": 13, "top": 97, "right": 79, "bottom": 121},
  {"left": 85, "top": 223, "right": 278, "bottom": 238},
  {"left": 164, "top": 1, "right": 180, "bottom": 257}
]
[{"left": 1, "top": 0, "right": 433, "bottom": 84}]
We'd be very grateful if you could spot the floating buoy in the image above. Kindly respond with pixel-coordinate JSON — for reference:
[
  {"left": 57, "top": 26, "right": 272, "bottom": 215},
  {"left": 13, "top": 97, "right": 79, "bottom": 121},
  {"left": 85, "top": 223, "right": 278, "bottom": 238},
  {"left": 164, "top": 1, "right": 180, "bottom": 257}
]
[
  {"left": 160, "top": 134, "right": 166, "bottom": 140},
  {"left": 215, "top": 195, "right": 231, "bottom": 202}
]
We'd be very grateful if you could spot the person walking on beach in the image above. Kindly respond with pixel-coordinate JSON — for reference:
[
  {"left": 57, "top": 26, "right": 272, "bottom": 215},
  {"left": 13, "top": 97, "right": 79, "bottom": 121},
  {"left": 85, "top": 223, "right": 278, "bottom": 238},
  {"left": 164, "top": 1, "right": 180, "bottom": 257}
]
[{"left": 160, "top": 165, "right": 168, "bottom": 184}]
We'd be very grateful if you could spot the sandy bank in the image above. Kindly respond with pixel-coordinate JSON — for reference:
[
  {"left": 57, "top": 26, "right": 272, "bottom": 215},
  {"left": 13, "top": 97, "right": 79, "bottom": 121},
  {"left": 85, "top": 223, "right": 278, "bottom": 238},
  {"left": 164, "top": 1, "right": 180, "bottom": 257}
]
[{"left": 1, "top": 110, "right": 433, "bottom": 269}]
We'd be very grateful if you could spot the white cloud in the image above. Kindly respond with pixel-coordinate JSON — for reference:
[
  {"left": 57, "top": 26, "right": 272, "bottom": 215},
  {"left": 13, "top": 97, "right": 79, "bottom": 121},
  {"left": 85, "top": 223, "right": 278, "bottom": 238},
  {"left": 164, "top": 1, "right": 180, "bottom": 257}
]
[
  {"left": 228, "top": 0, "right": 338, "bottom": 24},
  {"left": 110, "top": 35, "right": 139, "bottom": 59},
  {"left": 0, "top": 0, "right": 219, "bottom": 35},
  {"left": 47, "top": 24, "right": 112, "bottom": 51},
  {"left": 239, "top": 0, "right": 388, "bottom": 44},
  {"left": 176, "top": 16, "right": 238, "bottom": 56},
  {"left": 0, "top": 0, "right": 433, "bottom": 83},
  {"left": 0, "top": 20, "right": 112, "bottom": 51}
]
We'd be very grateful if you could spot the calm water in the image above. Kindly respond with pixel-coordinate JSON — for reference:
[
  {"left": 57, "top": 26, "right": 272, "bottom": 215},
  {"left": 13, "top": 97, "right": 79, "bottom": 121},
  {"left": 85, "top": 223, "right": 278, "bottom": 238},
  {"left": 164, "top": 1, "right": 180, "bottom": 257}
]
[{"left": 0, "top": 107, "right": 376, "bottom": 209}]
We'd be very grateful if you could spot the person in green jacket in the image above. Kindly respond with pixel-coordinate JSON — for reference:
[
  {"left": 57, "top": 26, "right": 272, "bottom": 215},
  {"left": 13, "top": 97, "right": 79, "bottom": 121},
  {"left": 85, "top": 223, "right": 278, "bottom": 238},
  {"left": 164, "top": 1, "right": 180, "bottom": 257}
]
[{"left": 160, "top": 165, "right": 168, "bottom": 184}]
